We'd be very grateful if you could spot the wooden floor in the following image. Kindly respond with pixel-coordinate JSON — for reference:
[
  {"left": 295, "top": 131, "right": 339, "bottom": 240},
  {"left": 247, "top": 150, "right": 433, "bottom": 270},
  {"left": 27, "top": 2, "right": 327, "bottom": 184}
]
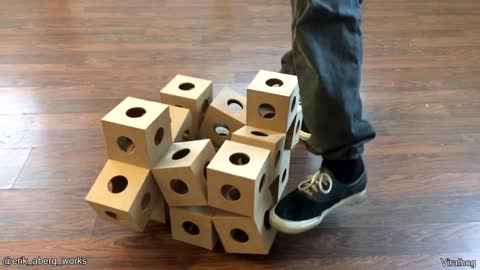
[{"left": 1, "top": 0, "right": 479, "bottom": 269}]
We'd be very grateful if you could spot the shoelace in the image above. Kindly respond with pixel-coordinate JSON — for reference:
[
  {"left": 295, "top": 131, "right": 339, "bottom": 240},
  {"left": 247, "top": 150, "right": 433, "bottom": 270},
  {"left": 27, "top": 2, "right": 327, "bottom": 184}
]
[{"left": 298, "top": 171, "right": 333, "bottom": 196}]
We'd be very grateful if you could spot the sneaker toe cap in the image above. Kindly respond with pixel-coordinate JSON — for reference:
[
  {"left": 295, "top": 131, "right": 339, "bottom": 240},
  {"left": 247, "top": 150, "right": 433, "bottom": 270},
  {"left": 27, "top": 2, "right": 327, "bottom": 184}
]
[{"left": 274, "top": 190, "right": 319, "bottom": 221}]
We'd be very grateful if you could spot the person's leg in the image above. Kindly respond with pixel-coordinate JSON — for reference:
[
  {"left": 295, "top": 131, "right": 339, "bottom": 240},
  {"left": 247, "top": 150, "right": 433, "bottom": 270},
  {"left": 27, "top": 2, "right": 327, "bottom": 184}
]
[
  {"left": 270, "top": 0, "right": 375, "bottom": 234},
  {"left": 280, "top": 50, "right": 296, "bottom": 75},
  {"left": 280, "top": 0, "right": 297, "bottom": 76},
  {"left": 294, "top": 0, "right": 375, "bottom": 159},
  {"left": 281, "top": 48, "right": 315, "bottom": 142}
]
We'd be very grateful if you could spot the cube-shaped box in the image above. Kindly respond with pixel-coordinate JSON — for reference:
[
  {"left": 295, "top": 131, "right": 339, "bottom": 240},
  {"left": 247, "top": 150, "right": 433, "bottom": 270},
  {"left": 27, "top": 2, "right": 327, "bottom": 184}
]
[
  {"left": 149, "top": 192, "right": 169, "bottom": 224},
  {"left": 85, "top": 160, "right": 160, "bottom": 232},
  {"left": 213, "top": 190, "right": 276, "bottom": 254},
  {"left": 152, "top": 139, "right": 216, "bottom": 206},
  {"left": 169, "top": 105, "right": 193, "bottom": 142},
  {"left": 284, "top": 106, "right": 303, "bottom": 150},
  {"left": 269, "top": 150, "right": 291, "bottom": 202},
  {"left": 207, "top": 140, "right": 271, "bottom": 217},
  {"left": 231, "top": 125, "right": 285, "bottom": 176},
  {"left": 200, "top": 86, "right": 246, "bottom": 147},
  {"left": 102, "top": 97, "right": 172, "bottom": 168},
  {"left": 247, "top": 70, "right": 300, "bottom": 133},
  {"left": 170, "top": 206, "right": 218, "bottom": 250},
  {"left": 160, "top": 75, "right": 213, "bottom": 137}
]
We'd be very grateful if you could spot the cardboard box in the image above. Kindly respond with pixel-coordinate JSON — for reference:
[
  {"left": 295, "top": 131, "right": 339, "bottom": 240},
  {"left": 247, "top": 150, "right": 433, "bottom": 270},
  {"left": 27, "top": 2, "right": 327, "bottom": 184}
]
[
  {"left": 160, "top": 75, "right": 213, "bottom": 138},
  {"left": 246, "top": 70, "right": 300, "bottom": 133},
  {"left": 207, "top": 140, "right": 270, "bottom": 217},
  {"left": 170, "top": 206, "right": 218, "bottom": 250},
  {"left": 150, "top": 193, "right": 169, "bottom": 224},
  {"left": 284, "top": 106, "right": 303, "bottom": 149},
  {"left": 102, "top": 97, "right": 172, "bottom": 168},
  {"left": 200, "top": 86, "right": 246, "bottom": 147},
  {"left": 85, "top": 160, "right": 160, "bottom": 232},
  {"left": 231, "top": 125, "right": 285, "bottom": 177},
  {"left": 169, "top": 105, "right": 193, "bottom": 142},
  {"left": 152, "top": 139, "right": 215, "bottom": 206},
  {"left": 213, "top": 189, "right": 276, "bottom": 254},
  {"left": 269, "top": 150, "right": 291, "bottom": 201}
]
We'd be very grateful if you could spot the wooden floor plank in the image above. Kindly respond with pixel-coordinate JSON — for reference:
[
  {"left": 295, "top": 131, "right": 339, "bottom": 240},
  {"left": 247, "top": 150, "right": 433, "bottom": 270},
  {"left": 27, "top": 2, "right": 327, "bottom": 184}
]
[{"left": 0, "top": 148, "right": 31, "bottom": 189}]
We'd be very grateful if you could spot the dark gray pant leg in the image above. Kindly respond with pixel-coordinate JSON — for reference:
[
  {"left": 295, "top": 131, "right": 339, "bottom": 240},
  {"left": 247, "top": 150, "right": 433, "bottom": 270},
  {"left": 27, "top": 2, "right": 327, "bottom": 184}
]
[
  {"left": 287, "top": 0, "right": 375, "bottom": 160},
  {"left": 280, "top": 1, "right": 296, "bottom": 76},
  {"left": 280, "top": 50, "right": 296, "bottom": 75}
]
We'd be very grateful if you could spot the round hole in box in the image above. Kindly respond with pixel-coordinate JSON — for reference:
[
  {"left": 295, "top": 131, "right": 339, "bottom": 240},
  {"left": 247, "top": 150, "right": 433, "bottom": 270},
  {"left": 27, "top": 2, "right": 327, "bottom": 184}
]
[
  {"left": 201, "top": 99, "right": 210, "bottom": 113},
  {"left": 291, "top": 96, "right": 297, "bottom": 112},
  {"left": 265, "top": 78, "right": 283, "bottom": 87},
  {"left": 221, "top": 185, "right": 241, "bottom": 201},
  {"left": 264, "top": 209, "right": 272, "bottom": 230},
  {"left": 229, "top": 153, "right": 250, "bottom": 165},
  {"left": 108, "top": 176, "right": 128, "bottom": 194},
  {"left": 117, "top": 136, "right": 136, "bottom": 153},
  {"left": 126, "top": 107, "right": 146, "bottom": 118},
  {"left": 274, "top": 150, "right": 281, "bottom": 168},
  {"left": 141, "top": 192, "right": 151, "bottom": 210},
  {"left": 213, "top": 123, "right": 230, "bottom": 137},
  {"left": 227, "top": 99, "right": 243, "bottom": 111},
  {"left": 251, "top": 130, "right": 268, "bottom": 137},
  {"left": 281, "top": 169, "right": 288, "bottom": 183},
  {"left": 295, "top": 119, "right": 301, "bottom": 134},
  {"left": 230, "top": 228, "right": 249, "bottom": 243},
  {"left": 258, "top": 174, "right": 266, "bottom": 192},
  {"left": 203, "top": 161, "right": 210, "bottom": 180},
  {"left": 154, "top": 127, "right": 165, "bottom": 146},
  {"left": 105, "top": 211, "right": 117, "bottom": 219},
  {"left": 179, "top": 82, "right": 195, "bottom": 90},
  {"left": 170, "top": 179, "right": 189, "bottom": 194},
  {"left": 258, "top": 103, "right": 276, "bottom": 119},
  {"left": 183, "top": 221, "right": 200, "bottom": 235},
  {"left": 182, "top": 129, "right": 191, "bottom": 141},
  {"left": 172, "top": 148, "right": 190, "bottom": 160}
]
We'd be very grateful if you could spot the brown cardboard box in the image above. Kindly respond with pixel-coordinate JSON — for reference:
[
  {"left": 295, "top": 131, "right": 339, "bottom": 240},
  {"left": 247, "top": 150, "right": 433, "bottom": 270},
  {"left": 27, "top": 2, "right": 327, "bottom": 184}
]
[
  {"left": 213, "top": 189, "right": 277, "bottom": 254},
  {"left": 269, "top": 150, "right": 291, "bottom": 202},
  {"left": 152, "top": 139, "right": 215, "bottom": 206},
  {"left": 231, "top": 125, "right": 285, "bottom": 177},
  {"left": 200, "top": 86, "right": 246, "bottom": 147},
  {"left": 246, "top": 70, "right": 300, "bottom": 133},
  {"left": 207, "top": 140, "right": 270, "bottom": 217},
  {"left": 102, "top": 97, "right": 172, "bottom": 168},
  {"left": 170, "top": 206, "right": 218, "bottom": 250},
  {"left": 169, "top": 105, "right": 193, "bottom": 142},
  {"left": 85, "top": 160, "right": 160, "bottom": 232},
  {"left": 160, "top": 75, "right": 213, "bottom": 138},
  {"left": 284, "top": 106, "right": 303, "bottom": 150},
  {"left": 149, "top": 193, "right": 169, "bottom": 224}
]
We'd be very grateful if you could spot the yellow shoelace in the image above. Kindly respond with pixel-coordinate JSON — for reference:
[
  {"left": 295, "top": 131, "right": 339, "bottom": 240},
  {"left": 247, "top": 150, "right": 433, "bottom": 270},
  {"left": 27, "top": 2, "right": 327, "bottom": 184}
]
[{"left": 298, "top": 171, "right": 333, "bottom": 196}]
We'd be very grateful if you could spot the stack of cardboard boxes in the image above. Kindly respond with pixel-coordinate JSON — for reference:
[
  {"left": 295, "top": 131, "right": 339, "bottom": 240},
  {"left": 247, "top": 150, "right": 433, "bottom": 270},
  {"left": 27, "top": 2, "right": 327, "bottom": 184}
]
[{"left": 86, "top": 70, "right": 302, "bottom": 254}]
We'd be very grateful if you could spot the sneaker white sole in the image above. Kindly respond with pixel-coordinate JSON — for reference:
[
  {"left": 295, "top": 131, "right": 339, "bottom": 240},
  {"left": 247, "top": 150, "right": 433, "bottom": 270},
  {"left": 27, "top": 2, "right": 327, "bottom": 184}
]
[
  {"left": 270, "top": 190, "right": 366, "bottom": 234},
  {"left": 299, "top": 130, "right": 311, "bottom": 141}
]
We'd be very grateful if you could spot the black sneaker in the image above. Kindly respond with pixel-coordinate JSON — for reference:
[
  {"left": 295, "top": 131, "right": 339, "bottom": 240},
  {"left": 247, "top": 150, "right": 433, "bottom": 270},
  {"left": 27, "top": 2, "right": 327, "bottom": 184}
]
[
  {"left": 269, "top": 168, "right": 367, "bottom": 234},
  {"left": 299, "top": 121, "right": 311, "bottom": 142}
]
